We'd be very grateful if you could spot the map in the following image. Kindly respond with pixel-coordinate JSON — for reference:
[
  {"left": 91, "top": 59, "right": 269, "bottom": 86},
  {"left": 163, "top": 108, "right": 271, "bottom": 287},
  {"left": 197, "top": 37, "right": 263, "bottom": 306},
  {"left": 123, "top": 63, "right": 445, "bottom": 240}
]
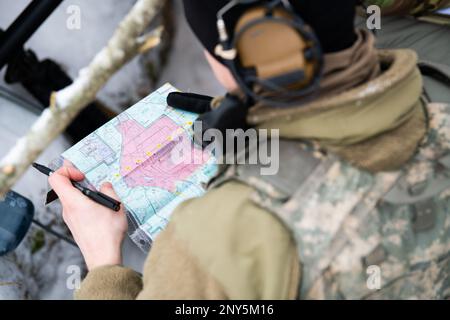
[{"left": 61, "top": 83, "right": 217, "bottom": 251}]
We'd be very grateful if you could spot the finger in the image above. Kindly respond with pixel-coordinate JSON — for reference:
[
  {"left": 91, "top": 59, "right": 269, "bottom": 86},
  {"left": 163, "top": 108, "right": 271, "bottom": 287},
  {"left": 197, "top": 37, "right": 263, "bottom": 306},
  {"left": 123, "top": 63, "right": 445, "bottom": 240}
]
[
  {"left": 58, "top": 165, "right": 84, "bottom": 181},
  {"left": 63, "top": 159, "right": 75, "bottom": 168},
  {"left": 99, "top": 182, "right": 120, "bottom": 201},
  {"left": 48, "top": 167, "right": 84, "bottom": 199}
]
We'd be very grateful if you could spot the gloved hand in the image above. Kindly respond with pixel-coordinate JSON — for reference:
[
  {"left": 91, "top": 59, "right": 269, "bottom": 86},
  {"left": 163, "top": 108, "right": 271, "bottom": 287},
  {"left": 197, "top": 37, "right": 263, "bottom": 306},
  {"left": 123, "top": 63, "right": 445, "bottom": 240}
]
[{"left": 167, "top": 92, "right": 249, "bottom": 148}]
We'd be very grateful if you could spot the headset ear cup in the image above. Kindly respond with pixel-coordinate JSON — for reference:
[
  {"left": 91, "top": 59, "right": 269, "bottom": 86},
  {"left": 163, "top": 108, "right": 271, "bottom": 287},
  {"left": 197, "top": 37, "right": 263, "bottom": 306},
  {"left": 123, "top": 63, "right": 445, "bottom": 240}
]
[{"left": 223, "top": 4, "right": 323, "bottom": 104}]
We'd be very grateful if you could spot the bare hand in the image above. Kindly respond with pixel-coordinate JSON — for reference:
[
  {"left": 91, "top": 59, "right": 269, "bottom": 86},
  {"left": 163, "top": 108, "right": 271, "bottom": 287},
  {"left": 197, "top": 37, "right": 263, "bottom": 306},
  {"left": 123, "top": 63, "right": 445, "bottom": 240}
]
[{"left": 48, "top": 165, "right": 128, "bottom": 270}]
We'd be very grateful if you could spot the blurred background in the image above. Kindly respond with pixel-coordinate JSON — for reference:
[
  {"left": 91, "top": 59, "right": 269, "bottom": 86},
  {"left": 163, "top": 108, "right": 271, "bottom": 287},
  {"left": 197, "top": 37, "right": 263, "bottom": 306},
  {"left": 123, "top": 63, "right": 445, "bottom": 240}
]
[{"left": 0, "top": 0, "right": 222, "bottom": 299}]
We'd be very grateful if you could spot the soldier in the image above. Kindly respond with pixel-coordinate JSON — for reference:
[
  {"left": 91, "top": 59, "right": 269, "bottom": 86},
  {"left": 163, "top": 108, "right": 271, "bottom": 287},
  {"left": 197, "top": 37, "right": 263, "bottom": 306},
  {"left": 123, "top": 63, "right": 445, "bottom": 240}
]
[{"left": 49, "top": 0, "right": 450, "bottom": 299}]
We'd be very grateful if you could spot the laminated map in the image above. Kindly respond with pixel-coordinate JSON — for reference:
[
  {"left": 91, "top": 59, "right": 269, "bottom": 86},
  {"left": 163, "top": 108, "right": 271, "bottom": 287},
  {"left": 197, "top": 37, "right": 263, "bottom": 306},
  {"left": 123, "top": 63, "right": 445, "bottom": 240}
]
[{"left": 60, "top": 83, "right": 217, "bottom": 251}]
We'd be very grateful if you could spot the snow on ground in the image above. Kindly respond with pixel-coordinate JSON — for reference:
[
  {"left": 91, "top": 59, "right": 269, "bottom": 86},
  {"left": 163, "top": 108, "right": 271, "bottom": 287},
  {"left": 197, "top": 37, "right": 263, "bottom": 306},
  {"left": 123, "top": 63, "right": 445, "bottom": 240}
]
[{"left": 0, "top": 0, "right": 222, "bottom": 299}]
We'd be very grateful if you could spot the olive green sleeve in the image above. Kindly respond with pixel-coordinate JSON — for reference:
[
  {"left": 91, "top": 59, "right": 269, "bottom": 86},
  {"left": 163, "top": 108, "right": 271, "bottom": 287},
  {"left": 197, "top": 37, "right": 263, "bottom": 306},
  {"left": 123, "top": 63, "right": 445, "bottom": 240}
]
[
  {"left": 162, "top": 181, "right": 300, "bottom": 300},
  {"left": 73, "top": 229, "right": 227, "bottom": 300},
  {"left": 75, "top": 181, "right": 299, "bottom": 300},
  {"left": 136, "top": 223, "right": 228, "bottom": 299},
  {"left": 74, "top": 265, "right": 143, "bottom": 300}
]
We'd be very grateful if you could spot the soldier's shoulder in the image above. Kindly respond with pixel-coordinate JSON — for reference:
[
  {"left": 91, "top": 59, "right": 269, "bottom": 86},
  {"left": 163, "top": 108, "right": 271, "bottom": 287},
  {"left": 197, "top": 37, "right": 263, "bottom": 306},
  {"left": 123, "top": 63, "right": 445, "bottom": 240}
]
[
  {"left": 167, "top": 180, "right": 297, "bottom": 299},
  {"left": 170, "top": 180, "right": 292, "bottom": 246}
]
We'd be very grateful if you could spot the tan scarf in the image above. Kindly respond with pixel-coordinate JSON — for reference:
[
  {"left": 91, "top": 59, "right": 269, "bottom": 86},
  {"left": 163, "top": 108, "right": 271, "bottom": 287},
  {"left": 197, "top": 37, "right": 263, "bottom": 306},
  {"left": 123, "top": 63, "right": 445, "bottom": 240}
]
[
  {"left": 248, "top": 47, "right": 427, "bottom": 172},
  {"left": 319, "top": 29, "right": 380, "bottom": 96}
]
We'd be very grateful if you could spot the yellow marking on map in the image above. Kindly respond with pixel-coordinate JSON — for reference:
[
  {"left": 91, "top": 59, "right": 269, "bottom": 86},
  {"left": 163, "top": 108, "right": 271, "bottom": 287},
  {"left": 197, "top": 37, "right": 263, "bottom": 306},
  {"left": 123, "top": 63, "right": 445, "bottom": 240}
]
[
  {"left": 146, "top": 151, "right": 153, "bottom": 156},
  {"left": 136, "top": 159, "right": 142, "bottom": 164},
  {"left": 186, "top": 121, "right": 193, "bottom": 125},
  {"left": 125, "top": 166, "right": 131, "bottom": 171},
  {"left": 157, "top": 143, "right": 162, "bottom": 148}
]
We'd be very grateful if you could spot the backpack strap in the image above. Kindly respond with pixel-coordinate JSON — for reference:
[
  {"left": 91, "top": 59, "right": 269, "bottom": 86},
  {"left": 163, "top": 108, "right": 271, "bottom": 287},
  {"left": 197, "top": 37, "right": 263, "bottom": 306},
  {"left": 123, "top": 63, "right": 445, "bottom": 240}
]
[
  {"left": 208, "top": 139, "right": 326, "bottom": 201},
  {"left": 418, "top": 61, "right": 450, "bottom": 88}
]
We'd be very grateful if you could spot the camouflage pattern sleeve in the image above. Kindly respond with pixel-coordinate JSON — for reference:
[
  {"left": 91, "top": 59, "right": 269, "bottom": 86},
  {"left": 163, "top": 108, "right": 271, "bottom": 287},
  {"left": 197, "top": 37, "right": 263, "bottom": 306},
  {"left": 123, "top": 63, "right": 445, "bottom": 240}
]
[{"left": 364, "top": 0, "right": 450, "bottom": 16}]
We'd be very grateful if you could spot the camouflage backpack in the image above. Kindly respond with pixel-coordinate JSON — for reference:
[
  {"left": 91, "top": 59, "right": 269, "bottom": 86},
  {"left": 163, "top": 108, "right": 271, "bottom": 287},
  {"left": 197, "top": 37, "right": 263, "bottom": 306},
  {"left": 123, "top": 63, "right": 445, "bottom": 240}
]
[{"left": 210, "top": 101, "right": 450, "bottom": 299}]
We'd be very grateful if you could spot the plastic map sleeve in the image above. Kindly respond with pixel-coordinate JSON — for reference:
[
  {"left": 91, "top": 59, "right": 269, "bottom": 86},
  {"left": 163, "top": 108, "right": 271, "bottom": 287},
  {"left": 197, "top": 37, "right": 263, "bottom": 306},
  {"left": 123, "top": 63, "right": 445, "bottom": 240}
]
[{"left": 58, "top": 83, "right": 218, "bottom": 252}]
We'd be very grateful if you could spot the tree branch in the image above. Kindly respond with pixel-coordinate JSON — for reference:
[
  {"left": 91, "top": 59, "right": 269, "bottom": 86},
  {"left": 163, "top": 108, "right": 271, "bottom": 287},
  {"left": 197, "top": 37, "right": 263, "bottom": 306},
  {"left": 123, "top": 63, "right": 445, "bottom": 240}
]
[{"left": 0, "top": 0, "right": 165, "bottom": 197}]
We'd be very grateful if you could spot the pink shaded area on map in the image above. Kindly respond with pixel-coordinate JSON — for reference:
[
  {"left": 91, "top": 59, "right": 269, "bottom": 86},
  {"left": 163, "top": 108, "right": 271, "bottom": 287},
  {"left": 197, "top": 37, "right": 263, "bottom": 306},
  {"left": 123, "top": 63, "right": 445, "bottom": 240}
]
[{"left": 116, "top": 115, "right": 208, "bottom": 192}]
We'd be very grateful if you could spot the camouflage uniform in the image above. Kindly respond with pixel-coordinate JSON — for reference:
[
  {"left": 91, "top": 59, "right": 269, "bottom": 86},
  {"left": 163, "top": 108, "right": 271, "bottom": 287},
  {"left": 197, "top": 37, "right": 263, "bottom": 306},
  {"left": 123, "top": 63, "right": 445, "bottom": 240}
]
[
  {"left": 209, "top": 100, "right": 450, "bottom": 299},
  {"left": 206, "top": 38, "right": 450, "bottom": 301}
]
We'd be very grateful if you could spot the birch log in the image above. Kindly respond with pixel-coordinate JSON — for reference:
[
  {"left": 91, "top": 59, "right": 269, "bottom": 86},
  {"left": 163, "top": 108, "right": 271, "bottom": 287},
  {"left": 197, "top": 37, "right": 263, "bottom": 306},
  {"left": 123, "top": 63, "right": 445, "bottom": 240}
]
[{"left": 0, "top": 0, "right": 165, "bottom": 197}]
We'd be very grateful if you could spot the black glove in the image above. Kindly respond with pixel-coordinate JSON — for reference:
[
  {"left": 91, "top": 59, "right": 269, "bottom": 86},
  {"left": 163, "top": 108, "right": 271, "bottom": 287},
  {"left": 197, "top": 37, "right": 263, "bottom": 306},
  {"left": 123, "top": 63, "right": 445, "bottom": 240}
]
[
  {"left": 167, "top": 92, "right": 249, "bottom": 148},
  {"left": 167, "top": 92, "right": 214, "bottom": 114}
]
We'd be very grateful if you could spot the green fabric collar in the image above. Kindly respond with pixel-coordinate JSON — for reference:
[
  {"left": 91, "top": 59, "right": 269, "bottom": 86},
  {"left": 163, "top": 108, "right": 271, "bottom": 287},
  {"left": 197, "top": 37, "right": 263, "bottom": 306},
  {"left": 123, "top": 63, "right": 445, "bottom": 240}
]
[{"left": 249, "top": 50, "right": 423, "bottom": 148}]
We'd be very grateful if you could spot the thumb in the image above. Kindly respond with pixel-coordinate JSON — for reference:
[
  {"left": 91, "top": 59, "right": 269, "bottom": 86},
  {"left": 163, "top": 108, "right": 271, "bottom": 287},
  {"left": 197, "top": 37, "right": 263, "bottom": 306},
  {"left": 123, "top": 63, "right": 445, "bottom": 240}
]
[
  {"left": 58, "top": 165, "right": 85, "bottom": 181},
  {"left": 99, "top": 182, "right": 120, "bottom": 201}
]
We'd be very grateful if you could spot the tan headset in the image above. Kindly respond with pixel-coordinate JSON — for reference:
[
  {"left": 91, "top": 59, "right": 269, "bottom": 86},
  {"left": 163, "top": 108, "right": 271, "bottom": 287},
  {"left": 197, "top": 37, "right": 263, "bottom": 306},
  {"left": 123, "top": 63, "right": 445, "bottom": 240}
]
[{"left": 214, "top": 0, "right": 323, "bottom": 104}]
